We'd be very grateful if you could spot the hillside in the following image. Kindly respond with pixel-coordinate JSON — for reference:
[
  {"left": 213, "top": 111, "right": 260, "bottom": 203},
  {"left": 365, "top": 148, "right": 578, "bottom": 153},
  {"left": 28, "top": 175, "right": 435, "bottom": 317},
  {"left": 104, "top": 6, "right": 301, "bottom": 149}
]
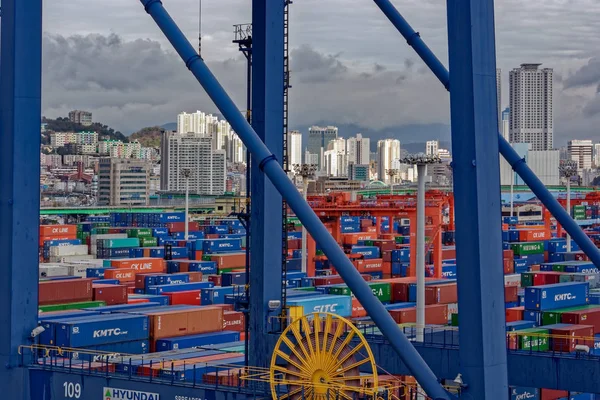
[
  {"left": 42, "top": 117, "right": 128, "bottom": 142},
  {"left": 129, "top": 126, "right": 164, "bottom": 148}
]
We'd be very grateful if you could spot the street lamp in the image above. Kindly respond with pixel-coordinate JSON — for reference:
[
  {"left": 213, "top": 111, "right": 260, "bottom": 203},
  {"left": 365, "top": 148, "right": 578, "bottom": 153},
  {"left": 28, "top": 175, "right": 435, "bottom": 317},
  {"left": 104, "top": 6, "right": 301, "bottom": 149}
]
[
  {"left": 399, "top": 153, "right": 442, "bottom": 343},
  {"left": 293, "top": 163, "right": 317, "bottom": 274},
  {"left": 181, "top": 168, "right": 192, "bottom": 241},
  {"left": 386, "top": 168, "right": 399, "bottom": 195},
  {"left": 560, "top": 160, "right": 578, "bottom": 252}
]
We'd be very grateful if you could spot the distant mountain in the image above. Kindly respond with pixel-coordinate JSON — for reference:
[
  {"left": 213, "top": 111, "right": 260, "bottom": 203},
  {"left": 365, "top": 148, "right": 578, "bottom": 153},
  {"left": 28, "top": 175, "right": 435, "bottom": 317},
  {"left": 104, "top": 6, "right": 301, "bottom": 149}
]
[
  {"left": 130, "top": 126, "right": 164, "bottom": 148},
  {"left": 161, "top": 122, "right": 177, "bottom": 131}
]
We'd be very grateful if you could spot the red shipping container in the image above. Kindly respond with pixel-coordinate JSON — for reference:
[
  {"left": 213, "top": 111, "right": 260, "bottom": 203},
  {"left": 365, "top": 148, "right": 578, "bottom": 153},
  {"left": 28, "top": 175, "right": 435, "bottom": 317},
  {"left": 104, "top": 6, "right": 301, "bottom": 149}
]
[
  {"left": 111, "top": 258, "right": 165, "bottom": 273},
  {"left": 425, "top": 283, "right": 457, "bottom": 305},
  {"left": 442, "top": 247, "right": 456, "bottom": 260},
  {"left": 389, "top": 304, "right": 448, "bottom": 325},
  {"left": 187, "top": 272, "right": 203, "bottom": 282},
  {"left": 210, "top": 254, "right": 246, "bottom": 270},
  {"left": 206, "top": 233, "right": 220, "bottom": 239},
  {"left": 211, "top": 304, "right": 235, "bottom": 312},
  {"left": 360, "top": 219, "right": 373, "bottom": 229},
  {"left": 39, "top": 279, "right": 94, "bottom": 305},
  {"left": 312, "top": 274, "right": 372, "bottom": 287},
  {"left": 139, "top": 352, "right": 238, "bottom": 377},
  {"left": 203, "top": 368, "right": 246, "bottom": 387},
  {"left": 208, "top": 275, "right": 222, "bottom": 286},
  {"left": 381, "top": 250, "right": 392, "bottom": 262},
  {"left": 561, "top": 309, "right": 600, "bottom": 333},
  {"left": 504, "top": 286, "right": 518, "bottom": 303},
  {"left": 92, "top": 284, "right": 127, "bottom": 305},
  {"left": 503, "top": 259, "right": 514, "bottom": 275},
  {"left": 167, "top": 290, "right": 201, "bottom": 305},
  {"left": 529, "top": 271, "right": 561, "bottom": 286},
  {"left": 351, "top": 258, "right": 384, "bottom": 273},
  {"left": 519, "top": 229, "right": 550, "bottom": 242},
  {"left": 351, "top": 298, "right": 367, "bottom": 318},
  {"left": 540, "top": 389, "right": 568, "bottom": 400},
  {"left": 505, "top": 306, "right": 524, "bottom": 322},
  {"left": 503, "top": 249, "right": 514, "bottom": 261},
  {"left": 146, "top": 307, "right": 224, "bottom": 340},
  {"left": 223, "top": 311, "right": 245, "bottom": 331},
  {"left": 550, "top": 324, "right": 594, "bottom": 352},
  {"left": 104, "top": 268, "right": 136, "bottom": 282},
  {"left": 373, "top": 240, "right": 395, "bottom": 252},
  {"left": 239, "top": 331, "right": 246, "bottom": 341},
  {"left": 167, "top": 222, "right": 200, "bottom": 233},
  {"left": 128, "top": 298, "right": 150, "bottom": 304},
  {"left": 382, "top": 261, "right": 392, "bottom": 276},
  {"left": 40, "top": 225, "right": 77, "bottom": 237},
  {"left": 287, "top": 239, "right": 301, "bottom": 250}
]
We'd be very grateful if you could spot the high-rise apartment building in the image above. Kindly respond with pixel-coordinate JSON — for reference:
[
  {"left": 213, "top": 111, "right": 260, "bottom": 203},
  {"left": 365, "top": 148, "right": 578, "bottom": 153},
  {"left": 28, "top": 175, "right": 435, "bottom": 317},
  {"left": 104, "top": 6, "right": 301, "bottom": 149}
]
[
  {"left": 323, "top": 150, "right": 347, "bottom": 177},
  {"left": 509, "top": 64, "right": 554, "bottom": 151},
  {"left": 305, "top": 151, "right": 318, "bottom": 166},
  {"left": 426, "top": 140, "right": 439, "bottom": 156},
  {"left": 68, "top": 110, "right": 93, "bottom": 126},
  {"left": 346, "top": 134, "right": 370, "bottom": 166},
  {"left": 98, "top": 158, "right": 150, "bottom": 206},
  {"left": 501, "top": 107, "right": 510, "bottom": 141},
  {"left": 594, "top": 144, "right": 600, "bottom": 168},
  {"left": 568, "top": 140, "right": 593, "bottom": 172},
  {"left": 288, "top": 130, "right": 303, "bottom": 166},
  {"left": 160, "top": 131, "right": 226, "bottom": 196},
  {"left": 348, "top": 163, "right": 369, "bottom": 182},
  {"left": 307, "top": 126, "right": 338, "bottom": 170},
  {"left": 377, "top": 139, "right": 401, "bottom": 183}
]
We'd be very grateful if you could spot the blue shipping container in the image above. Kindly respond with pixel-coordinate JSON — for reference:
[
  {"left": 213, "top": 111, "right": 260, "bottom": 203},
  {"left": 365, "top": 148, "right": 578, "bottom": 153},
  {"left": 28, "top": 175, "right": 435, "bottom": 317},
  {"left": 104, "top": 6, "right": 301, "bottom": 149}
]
[
  {"left": 287, "top": 295, "right": 352, "bottom": 317},
  {"left": 510, "top": 387, "right": 539, "bottom": 400},
  {"left": 524, "top": 282, "right": 589, "bottom": 311},
  {"left": 146, "top": 282, "right": 214, "bottom": 295},
  {"left": 155, "top": 331, "right": 240, "bottom": 352},
  {"left": 54, "top": 314, "right": 149, "bottom": 347},
  {"left": 201, "top": 286, "right": 236, "bottom": 305}
]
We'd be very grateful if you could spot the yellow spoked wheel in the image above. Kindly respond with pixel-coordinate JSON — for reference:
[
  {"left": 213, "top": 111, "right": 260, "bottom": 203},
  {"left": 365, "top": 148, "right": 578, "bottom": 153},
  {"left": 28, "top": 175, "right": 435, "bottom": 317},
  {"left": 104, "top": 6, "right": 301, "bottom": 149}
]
[{"left": 270, "top": 312, "right": 378, "bottom": 399}]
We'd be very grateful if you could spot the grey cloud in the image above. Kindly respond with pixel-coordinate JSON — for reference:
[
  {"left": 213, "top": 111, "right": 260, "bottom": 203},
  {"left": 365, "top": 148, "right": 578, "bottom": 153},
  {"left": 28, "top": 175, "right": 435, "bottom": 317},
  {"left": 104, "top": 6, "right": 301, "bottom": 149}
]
[
  {"left": 564, "top": 57, "right": 600, "bottom": 89},
  {"left": 290, "top": 45, "right": 348, "bottom": 83},
  {"left": 404, "top": 59, "right": 415, "bottom": 69},
  {"left": 374, "top": 63, "right": 386, "bottom": 72}
]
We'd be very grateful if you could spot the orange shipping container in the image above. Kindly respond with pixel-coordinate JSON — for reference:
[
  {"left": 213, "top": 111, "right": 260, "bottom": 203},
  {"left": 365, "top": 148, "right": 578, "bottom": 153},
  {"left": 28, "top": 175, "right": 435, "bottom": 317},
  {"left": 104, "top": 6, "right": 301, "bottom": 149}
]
[
  {"left": 146, "top": 307, "right": 224, "bottom": 339},
  {"left": 352, "top": 258, "right": 384, "bottom": 273},
  {"left": 351, "top": 298, "right": 367, "bottom": 318},
  {"left": 110, "top": 258, "right": 165, "bottom": 273},
  {"left": 210, "top": 254, "right": 246, "bottom": 270},
  {"left": 39, "top": 225, "right": 78, "bottom": 237},
  {"left": 389, "top": 304, "right": 448, "bottom": 325},
  {"left": 342, "top": 232, "right": 378, "bottom": 246},
  {"left": 505, "top": 306, "right": 524, "bottom": 322},
  {"left": 518, "top": 229, "right": 550, "bottom": 242},
  {"left": 104, "top": 268, "right": 136, "bottom": 282},
  {"left": 128, "top": 298, "right": 150, "bottom": 304}
]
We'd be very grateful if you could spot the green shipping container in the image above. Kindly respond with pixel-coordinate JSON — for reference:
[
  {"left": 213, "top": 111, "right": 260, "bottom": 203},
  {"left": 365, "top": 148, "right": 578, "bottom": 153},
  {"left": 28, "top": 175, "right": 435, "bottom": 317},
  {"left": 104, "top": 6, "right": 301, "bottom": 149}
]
[
  {"left": 38, "top": 300, "right": 106, "bottom": 312},
  {"left": 395, "top": 236, "right": 404, "bottom": 244},
  {"left": 541, "top": 305, "right": 600, "bottom": 326},
  {"left": 316, "top": 250, "right": 324, "bottom": 256},
  {"left": 511, "top": 242, "right": 544, "bottom": 256},
  {"left": 450, "top": 313, "right": 459, "bottom": 327},
  {"left": 520, "top": 272, "right": 534, "bottom": 288},
  {"left": 329, "top": 282, "right": 391, "bottom": 303},
  {"left": 128, "top": 228, "right": 153, "bottom": 238},
  {"left": 516, "top": 328, "right": 550, "bottom": 351},
  {"left": 140, "top": 237, "right": 158, "bottom": 247},
  {"left": 295, "top": 287, "right": 316, "bottom": 292},
  {"left": 363, "top": 240, "right": 374, "bottom": 246}
]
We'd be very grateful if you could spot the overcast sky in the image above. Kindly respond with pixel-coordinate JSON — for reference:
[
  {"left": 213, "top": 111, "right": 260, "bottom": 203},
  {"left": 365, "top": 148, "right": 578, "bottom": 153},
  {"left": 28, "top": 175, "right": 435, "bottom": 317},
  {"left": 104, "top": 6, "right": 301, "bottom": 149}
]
[{"left": 42, "top": 0, "right": 600, "bottom": 145}]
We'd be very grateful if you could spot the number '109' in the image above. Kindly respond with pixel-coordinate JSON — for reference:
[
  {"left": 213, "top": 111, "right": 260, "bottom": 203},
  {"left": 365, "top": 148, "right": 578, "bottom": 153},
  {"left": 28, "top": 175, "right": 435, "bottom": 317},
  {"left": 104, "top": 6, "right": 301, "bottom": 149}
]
[{"left": 63, "top": 382, "right": 81, "bottom": 398}]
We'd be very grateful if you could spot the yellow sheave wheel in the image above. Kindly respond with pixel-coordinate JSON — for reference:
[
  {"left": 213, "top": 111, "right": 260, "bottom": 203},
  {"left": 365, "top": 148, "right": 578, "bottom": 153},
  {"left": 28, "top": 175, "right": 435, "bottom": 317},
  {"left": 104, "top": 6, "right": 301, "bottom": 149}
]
[{"left": 270, "top": 312, "right": 379, "bottom": 399}]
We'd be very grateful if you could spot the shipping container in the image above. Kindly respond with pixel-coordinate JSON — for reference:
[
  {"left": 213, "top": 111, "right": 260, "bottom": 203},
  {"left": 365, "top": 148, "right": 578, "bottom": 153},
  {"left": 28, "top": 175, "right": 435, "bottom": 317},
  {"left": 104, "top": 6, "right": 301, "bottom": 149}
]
[
  {"left": 510, "top": 387, "right": 539, "bottom": 400},
  {"left": 103, "top": 268, "right": 136, "bottom": 282},
  {"left": 40, "top": 225, "right": 78, "bottom": 237},
  {"left": 93, "top": 284, "right": 127, "bottom": 306},
  {"left": 54, "top": 314, "right": 149, "bottom": 347},
  {"left": 511, "top": 242, "right": 544, "bottom": 256},
  {"left": 155, "top": 331, "right": 240, "bottom": 351},
  {"left": 546, "top": 324, "right": 594, "bottom": 352},
  {"left": 39, "top": 278, "right": 94, "bottom": 305},
  {"left": 110, "top": 258, "right": 165, "bottom": 273},
  {"left": 145, "top": 307, "right": 224, "bottom": 340},
  {"left": 524, "top": 282, "right": 589, "bottom": 311},
  {"left": 287, "top": 295, "right": 352, "bottom": 318},
  {"left": 146, "top": 282, "right": 214, "bottom": 295}
]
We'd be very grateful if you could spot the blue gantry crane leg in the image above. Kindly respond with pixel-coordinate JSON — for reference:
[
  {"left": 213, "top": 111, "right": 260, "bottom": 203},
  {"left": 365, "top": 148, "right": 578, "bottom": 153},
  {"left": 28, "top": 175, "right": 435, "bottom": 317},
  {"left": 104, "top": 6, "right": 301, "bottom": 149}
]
[
  {"left": 139, "top": 1, "right": 452, "bottom": 398},
  {"left": 249, "top": 0, "right": 285, "bottom": 370},
  {"left": 0, "top": 0, "right": 42, "bottom": 399},
  {"left": 372, "top": 0, "right": 600, "bottom": 269}
]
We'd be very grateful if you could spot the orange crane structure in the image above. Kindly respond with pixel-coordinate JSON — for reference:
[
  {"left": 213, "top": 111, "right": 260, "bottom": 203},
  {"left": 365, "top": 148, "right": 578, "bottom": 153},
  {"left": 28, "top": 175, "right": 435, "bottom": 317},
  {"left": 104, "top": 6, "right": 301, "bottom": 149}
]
[
  {"left": 544, "top": 192, "right": 600, "bottom": 238},
  {"left": 303, "top": 191, "right": 454, "bottom": 278}
]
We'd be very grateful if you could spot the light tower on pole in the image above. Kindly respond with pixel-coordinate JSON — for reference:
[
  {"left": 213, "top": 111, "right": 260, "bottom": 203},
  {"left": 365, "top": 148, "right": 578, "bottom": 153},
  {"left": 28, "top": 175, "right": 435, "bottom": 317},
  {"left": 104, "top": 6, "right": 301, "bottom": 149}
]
[
  {"left": 181, "top": 168, "right": 192, "bottom": 241},
  {"left": 387, "top": 168, "right": 399, "bottom": 195},
  {"left": 560, "top": 160, "right": 578, "bottom": 252},
  {"left": 293, "top": 163, "right": 317, "bottom": 274},
  {"left": 399, "top": 153, "right": 442, "bottom": 343}
]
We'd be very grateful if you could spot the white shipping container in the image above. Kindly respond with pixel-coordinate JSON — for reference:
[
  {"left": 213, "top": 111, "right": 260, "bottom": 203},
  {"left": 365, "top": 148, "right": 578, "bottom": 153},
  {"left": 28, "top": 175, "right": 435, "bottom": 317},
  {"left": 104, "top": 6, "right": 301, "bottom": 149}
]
[
  {"left": 504, "top": 274, "right": 521, "bottom": 287},
  {"left": 48, "top": 254, "right": 95, "bottom": 264},
  {"left": 63, "top": 259, "right": 106, "bottom": 267},
  {"left": 49, "top": 245, "right": 89, "bottom": 257},
  {"left": 446, "top": 302, "right": 458, "bottom": 316},
  {"left": 67, "top": 264, "right": 91, "bottom": 278},
  {"left": 39, "top": 265, "right": 69, "bottom": 278}
]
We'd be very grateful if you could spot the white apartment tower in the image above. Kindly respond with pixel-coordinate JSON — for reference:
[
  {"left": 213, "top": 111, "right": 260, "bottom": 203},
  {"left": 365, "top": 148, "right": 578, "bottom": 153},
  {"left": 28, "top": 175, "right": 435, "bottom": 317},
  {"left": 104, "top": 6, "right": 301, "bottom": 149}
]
[
  {"left": 594, "top": 144, "right": 600, "bottom": 168},
  {"left": 377, "top": 139, "right": 401, "bottom": 183},
  {"left": 288, "top": 130, "right": 303, "bottom": 166},
  {"left": 426, "top": 140, "right": 439, "bottom": 156},
  {"left": 161, "top": 131, "right": 226, "bottom": 195},
  {"left": 568, "top": 140, "right": 593, "bottom": 172},
  {"left": 347, "top": 134, "right": 370, "bottom": 166},
  {"left": 509, "top": 64, "right": 554, "bottom": 151},
  {"left": 497, "top": 68, "right": 502, "bottom": 133}
]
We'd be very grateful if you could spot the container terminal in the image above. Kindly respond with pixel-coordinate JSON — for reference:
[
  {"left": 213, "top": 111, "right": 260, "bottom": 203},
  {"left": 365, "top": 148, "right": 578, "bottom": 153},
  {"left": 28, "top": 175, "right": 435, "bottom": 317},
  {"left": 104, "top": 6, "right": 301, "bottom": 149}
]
[{"left": 1, "top": 0, "right": 599, "bottom": 399}]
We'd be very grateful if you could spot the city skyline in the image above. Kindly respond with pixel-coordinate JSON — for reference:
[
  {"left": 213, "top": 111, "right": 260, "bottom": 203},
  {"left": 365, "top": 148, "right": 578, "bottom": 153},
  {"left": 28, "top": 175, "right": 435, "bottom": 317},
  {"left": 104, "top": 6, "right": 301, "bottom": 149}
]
[{"left": 40, "top": 1, "right": 600, "bottom": 144}]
